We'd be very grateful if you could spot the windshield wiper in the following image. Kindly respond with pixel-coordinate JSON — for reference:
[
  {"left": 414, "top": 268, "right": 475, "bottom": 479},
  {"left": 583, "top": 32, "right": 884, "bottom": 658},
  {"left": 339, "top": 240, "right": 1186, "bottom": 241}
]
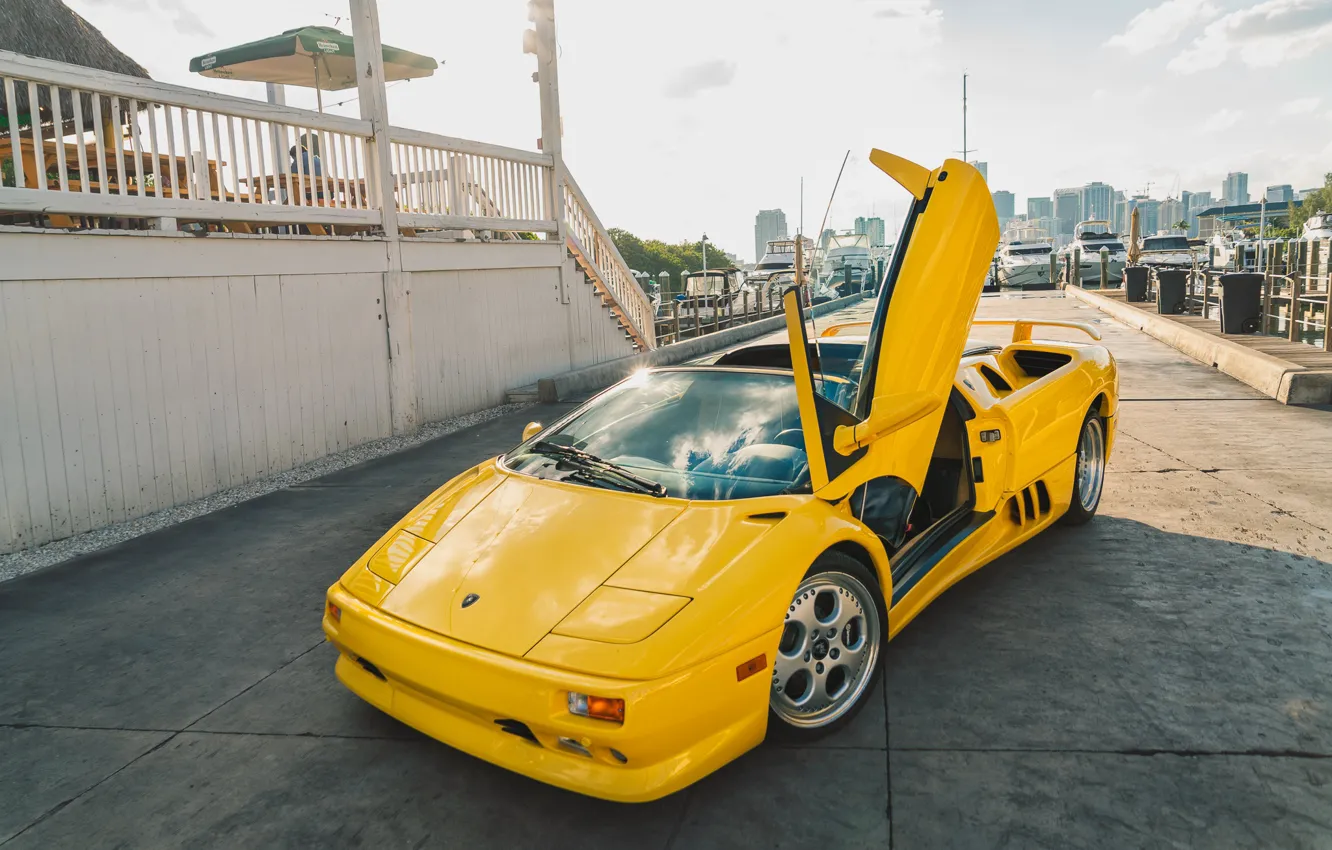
[{"left": 531, "top": 441, "right": 667, "bottom": 498}]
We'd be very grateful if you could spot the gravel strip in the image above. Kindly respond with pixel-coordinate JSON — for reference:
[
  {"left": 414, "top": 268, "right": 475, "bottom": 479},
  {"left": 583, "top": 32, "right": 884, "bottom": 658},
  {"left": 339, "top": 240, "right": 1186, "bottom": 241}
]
[{"left": 0, "top": 401, "right": 534, "bottom": 584}]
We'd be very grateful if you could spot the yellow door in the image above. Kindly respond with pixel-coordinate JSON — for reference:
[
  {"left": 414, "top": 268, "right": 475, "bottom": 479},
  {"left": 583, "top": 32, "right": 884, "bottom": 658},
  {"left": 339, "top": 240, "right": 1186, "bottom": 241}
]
[{"left": 786, "top": 150, "right": 999, "bottom": 549}]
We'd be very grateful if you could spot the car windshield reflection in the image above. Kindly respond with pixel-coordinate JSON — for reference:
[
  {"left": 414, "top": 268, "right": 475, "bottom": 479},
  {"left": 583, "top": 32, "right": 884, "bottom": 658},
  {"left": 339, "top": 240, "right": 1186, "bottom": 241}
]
[{"left": 506, "top": 370, "right": 811, "bottom": 500}]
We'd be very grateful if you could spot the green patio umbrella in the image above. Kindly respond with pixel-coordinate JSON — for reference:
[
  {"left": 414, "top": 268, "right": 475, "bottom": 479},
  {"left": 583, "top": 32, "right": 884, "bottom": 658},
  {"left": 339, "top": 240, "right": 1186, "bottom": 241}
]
[{"left": 188, "top": 26, "right": 437, "bottom": 111}]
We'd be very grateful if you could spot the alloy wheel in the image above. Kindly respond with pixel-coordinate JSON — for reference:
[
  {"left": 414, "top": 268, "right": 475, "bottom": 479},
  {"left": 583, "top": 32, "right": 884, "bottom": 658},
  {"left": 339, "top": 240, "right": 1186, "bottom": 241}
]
[{"left": 771, "top": 571, "right": 881, "bottom": 728}]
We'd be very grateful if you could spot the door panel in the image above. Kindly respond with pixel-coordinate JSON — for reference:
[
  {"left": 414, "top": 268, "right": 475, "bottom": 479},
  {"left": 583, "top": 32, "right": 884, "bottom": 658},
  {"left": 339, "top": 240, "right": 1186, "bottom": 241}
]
[{"left": 785, "top": 153, "right": 999, "bottom": 504}]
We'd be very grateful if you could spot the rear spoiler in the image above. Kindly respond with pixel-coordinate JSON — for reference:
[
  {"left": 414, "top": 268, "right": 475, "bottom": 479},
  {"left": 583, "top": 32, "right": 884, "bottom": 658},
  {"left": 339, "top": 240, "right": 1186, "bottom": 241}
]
[{"left": 971, "top": 318, "right": 1102, "bottom": 344}]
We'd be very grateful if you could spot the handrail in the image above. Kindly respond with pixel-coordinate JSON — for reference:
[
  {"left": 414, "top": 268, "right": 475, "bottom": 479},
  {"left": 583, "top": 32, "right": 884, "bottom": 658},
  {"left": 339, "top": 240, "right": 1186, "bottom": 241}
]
[
  {"left": 562, "top": 169, "right": 656, "bottom": 349},
  {"left": 972, "top": 318, "right": 1102, "bottom": 343},
  {"left": 0, "top": 50, "right": 369, "bottom": 136},
  {"left": 387, "top": 127, "right": 552, "bottom": 168}
]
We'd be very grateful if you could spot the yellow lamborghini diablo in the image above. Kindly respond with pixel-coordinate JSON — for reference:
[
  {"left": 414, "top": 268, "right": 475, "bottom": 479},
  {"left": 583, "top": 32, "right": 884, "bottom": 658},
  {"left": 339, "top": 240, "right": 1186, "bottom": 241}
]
[{"left": 323, "top": 152, "right": 1118, "bottom": 802}]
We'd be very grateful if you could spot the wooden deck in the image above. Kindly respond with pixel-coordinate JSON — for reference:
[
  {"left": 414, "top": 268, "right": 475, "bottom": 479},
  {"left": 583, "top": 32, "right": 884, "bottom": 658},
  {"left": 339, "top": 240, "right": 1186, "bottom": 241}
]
[{"left": 1094, "top": 287, "right": 1332, "bottom": 370}]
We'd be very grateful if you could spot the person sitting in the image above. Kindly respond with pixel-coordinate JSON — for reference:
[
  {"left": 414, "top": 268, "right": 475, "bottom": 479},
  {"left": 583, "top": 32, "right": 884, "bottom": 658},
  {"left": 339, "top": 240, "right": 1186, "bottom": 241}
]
[{"left": 288, "top": 134, "right": 324, "bottom": 201}]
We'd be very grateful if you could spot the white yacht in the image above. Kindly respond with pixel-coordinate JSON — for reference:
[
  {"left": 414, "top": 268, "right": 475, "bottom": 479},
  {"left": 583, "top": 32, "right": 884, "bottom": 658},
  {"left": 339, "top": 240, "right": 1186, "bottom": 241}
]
[
  {"left": 1303, "top": 210, "right": 1332, "bottom": 240},
  {"left": 745, "top": 237, "right": 814, "bottom": 304},
  {"left": 996, "top": 224, "right": 1055, "bottom": 290},
  {"left": 1065, "top": 220, "right": 1128, "bottom": 284},
  {"left": 819, "top": 231, "right": 875, "bottom": 294},
  {"left": 1138, "top": 233, "right": 1195, "bottom": 269},
  {"left": 680, "top": 269, "right": 741, "bottom": 320}
]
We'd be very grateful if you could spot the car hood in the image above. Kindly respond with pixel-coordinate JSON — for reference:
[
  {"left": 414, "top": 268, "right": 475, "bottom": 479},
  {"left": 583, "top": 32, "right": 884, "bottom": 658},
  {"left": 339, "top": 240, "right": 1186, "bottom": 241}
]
[{"left": 380, "top": 473, "right": 686, "bottom": 657}]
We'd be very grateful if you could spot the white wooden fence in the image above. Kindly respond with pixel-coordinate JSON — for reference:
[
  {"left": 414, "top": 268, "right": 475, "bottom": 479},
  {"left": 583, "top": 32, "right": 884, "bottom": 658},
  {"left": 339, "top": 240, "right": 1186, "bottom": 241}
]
[{"left": 0, "top": 48, "right": 655, "bottom": 346}]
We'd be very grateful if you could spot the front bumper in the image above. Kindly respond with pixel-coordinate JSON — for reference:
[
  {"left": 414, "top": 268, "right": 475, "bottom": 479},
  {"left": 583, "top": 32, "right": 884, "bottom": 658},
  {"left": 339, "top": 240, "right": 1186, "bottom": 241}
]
[{"left": 324, "top": 585, "right": 775, "bottom": 803}]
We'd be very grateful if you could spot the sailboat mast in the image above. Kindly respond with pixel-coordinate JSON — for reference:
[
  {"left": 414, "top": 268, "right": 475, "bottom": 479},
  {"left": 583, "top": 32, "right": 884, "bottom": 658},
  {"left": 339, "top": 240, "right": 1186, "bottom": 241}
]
[{"left": 962, "top": 73, "right": 968, "bottom": 162}]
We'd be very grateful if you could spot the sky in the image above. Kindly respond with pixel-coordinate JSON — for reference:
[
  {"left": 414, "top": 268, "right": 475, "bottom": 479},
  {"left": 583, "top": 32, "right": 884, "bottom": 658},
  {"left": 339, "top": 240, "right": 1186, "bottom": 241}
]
[{"left": 65, "top": 0, "right": 1332, "bottom": 261}]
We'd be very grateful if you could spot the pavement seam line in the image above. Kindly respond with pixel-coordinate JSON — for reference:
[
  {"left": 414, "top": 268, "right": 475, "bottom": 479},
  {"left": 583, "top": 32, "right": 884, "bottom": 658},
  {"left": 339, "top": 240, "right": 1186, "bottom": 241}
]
[
  {"left": 182, "top": 639, "right": 328, "bottom": 733},
  {"left": 0, "top": 730, "right": 178, "bottom": 847},
  {"left": 884, "top": 662, "right": 894, "bottom": 850},
  {"left": 886, "top": 746, "right": 1332, "bottom": 759},
  {"left": 1113, "top": 429, "right": 1332, "bottom": 535},
  {"left": 0, "top": 722, "right": 415, "bottom": 742}
]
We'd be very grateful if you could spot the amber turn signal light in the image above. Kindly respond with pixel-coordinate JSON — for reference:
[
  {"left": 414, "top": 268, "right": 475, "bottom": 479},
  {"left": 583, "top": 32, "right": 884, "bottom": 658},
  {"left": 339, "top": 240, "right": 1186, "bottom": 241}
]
[
  {"left": 327, "top": 602, "right": 341, "bottom": 623},
  {"left": 567, "top": 692, "right": 625, "bottom": 723},
  {"left": 736, "top": 653, "right": 767, "bottom": 682}
]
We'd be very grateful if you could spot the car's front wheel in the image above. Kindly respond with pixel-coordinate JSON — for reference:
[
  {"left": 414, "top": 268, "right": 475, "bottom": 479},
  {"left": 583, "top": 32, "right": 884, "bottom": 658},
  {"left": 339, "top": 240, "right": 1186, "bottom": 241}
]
[
  {"left": 1061, "top": 407, "right": 1107, "bottom": 526},
  {"left": 768, "top": 551, "right": 885, "bottom": 741}
]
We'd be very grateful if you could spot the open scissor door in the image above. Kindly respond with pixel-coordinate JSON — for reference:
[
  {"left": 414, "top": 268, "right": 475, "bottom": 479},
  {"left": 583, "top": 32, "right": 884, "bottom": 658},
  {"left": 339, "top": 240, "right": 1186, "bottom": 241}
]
[{"left": 785, "top": 152, "right": 998, "bottom": 542}]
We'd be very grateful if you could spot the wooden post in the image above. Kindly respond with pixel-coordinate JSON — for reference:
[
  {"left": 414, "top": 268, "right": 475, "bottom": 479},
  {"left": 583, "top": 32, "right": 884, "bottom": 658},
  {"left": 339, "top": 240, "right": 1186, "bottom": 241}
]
[
  {"left": 1321, "top": 239, "right": 1332, "bottom": 351},
  {"left": 691, "top": 295, "right": 700, "bottom": 338},
  {"left": 1262, "top": 262, "right": 1273, "bottom": 335},
  {"left": 1289, "top": 241, "right": 1306, "bottom": 342},
  {"left": 1072, "top": 248, "right": 1081, "bottom": 289},
  {"left": 1049, "top": 252, "right": 1057, "bottom": 290},
  {"left": 351, "top": 0, "right": 416, "bottom": 435},
  {"left": 1309, "top": 238, "right": 1323, "bottom": 347},
  {"left": 713, "top": 297, "right": 721, "bottom": 334},
  {"left": 1099, "top": 248, "right": 1109, "bottom": 290},
  {"left": 671, "top": 299, "right": 681, "bottom": 343},
  {"left": 742, "top": 289, "right": 750, "bottom": 324}
]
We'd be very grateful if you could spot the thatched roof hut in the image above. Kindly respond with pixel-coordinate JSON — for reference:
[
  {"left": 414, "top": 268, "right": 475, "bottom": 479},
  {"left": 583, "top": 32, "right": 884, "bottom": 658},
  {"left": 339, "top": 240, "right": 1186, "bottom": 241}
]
[{"left": 0, "top": 0, "right": 151, "bottom": 131}]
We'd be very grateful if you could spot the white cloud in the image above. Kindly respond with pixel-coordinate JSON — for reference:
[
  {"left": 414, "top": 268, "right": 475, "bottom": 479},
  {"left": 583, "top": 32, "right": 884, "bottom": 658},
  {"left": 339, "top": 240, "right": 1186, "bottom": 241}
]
[
  {"left": 1281, "top": 96, "right": 1322, "bottom": 114},
  {"left": 1170, "top": 0, "right": 1332, "bottom": 73},
  {"left": 1106, "top": 0, "right": 1220, "bottom": 53},
  {"left": 1203, "top": 107, "right": 1244, "bottom": 131},
  {"left": 663, "top": 60, "right": 737, "bottom": 99}
]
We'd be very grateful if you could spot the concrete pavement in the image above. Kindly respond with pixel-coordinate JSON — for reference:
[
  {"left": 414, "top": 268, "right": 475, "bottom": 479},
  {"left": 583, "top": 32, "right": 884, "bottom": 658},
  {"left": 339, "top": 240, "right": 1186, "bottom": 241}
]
[{"left": 2, "top": 292, "right": 1331, "bottom": 848}]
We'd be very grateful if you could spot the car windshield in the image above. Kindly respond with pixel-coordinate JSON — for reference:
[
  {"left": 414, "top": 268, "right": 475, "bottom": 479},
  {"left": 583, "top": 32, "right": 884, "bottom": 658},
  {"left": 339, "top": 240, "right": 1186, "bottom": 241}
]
[
  {"left": 1144, "top": 236, "right": 1189, "bottom": 250},
  {"left": 506, "top": 370, "right": 811, "bottom": 500}
]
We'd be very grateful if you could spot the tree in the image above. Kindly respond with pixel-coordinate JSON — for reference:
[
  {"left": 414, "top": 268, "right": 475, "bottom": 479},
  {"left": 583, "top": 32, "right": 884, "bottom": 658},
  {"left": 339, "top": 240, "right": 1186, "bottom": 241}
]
[
  {"left": 1290, "top": 172, "right": 1332, "bottom": 231},
  {"left": 1173, "top": 220, "right": 1188, "bottom": 232},
  {"left": 607, "top": 228, "right": 739, "bottom": 295}
]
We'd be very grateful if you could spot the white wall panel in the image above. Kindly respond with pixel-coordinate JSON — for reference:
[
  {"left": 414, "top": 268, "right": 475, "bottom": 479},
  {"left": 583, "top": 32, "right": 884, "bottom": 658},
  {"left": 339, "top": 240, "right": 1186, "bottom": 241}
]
[{"left": 1, "top": 232, "right": 634, "bottom": 554}]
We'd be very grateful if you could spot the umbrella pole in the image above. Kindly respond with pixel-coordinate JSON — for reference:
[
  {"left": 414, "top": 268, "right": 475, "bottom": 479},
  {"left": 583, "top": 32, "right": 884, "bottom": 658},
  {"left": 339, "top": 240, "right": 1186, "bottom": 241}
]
[{"left": 314, "top": 56, "right": 324, "bottom": 112}]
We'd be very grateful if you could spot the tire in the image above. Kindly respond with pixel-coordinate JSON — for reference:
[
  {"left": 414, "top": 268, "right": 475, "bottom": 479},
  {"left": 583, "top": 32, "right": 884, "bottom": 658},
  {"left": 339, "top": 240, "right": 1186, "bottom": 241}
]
[
  {"left": 767, "top": 551, "right": 886, "bottom": 742},
  {"left": 1061, "top": 407, "right": 1107, "bottom": 526}
]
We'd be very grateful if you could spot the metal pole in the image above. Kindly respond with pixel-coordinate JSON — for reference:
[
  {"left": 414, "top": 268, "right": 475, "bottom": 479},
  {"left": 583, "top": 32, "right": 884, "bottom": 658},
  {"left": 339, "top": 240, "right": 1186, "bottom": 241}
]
[
  {"left": 702, "top": 233, "right": 707, "bottom": 274},
  {"left": 1258, "top": 197, "right": 1267, "bottom": 272},
  {"left": 961, "top": 73, "right": 968, "bottom": 162}
]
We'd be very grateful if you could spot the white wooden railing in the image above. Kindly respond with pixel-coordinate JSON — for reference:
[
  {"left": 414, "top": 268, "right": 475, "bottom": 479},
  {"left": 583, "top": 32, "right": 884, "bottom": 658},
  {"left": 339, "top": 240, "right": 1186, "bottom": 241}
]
[
  {"left": 0, "top": 50, "right": 379, "bottom": 229},
  {"left": 563, "top": 170, "right": 656, "bottom": 349},
  {"left": 387, "top": 127, "right": 554, "bottom": 235}
]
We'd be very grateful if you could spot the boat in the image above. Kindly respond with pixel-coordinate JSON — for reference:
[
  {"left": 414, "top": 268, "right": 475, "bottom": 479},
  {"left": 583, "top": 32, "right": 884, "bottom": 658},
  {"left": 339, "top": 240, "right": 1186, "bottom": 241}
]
[
  {"left": 1138, "top": 233, "right": 1195, "bottom": 269},
  {"left": 1064, "top": 220, "right": 1128, "bottom": 285},
  {"left": 679, "top": 268, "right": 741, "bottom": 320},
  {"left": 819, "top": 231, "right": 875, "bottom": 297},
  {"left": 745, "top": 237, "right": 814, "bottom": 305},
  {"left": 1303, "top": 210, "right": 1332, "bottom": 240},
  {"left": 996, "top": 225, "right": 1056, "bottom": 290}
]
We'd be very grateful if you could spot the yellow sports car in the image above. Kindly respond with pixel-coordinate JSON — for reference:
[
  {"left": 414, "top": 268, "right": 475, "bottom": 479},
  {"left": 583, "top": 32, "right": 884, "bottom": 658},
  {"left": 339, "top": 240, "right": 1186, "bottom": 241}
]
[{"left": 322, "top": 152, "right": 1118, "bottom": 802}]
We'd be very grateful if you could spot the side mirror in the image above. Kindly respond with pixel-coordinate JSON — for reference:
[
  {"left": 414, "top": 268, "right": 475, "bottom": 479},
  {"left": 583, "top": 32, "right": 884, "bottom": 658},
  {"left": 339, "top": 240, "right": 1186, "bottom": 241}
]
[
  {"left": 833, "top": 391, "right": 940, "bottom": 455},
  {"left": 522, "top": 421, "right": 543, "bottom": 442}
]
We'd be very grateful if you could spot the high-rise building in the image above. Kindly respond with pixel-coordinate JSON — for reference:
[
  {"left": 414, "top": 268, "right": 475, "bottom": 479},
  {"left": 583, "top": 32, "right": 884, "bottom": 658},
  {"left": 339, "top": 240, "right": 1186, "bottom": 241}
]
[
  {"left": 1053, "top": 188, "right": 1080, "bottom": 237},
  {"left": 969, "top": 161, "right": 988, "bottom": 183},
  {"left": 1266, "top": 184, "right": 1294, "bottom": 203},
  {"left": 1160, "top": 197, "right": 1184, "bottom": 231},
  {"left": 754, "top": 209, "right": 788, "bottom": 263},
  {"left": 1027, "top": 196, "right": 1053, "bottom": 219},
  {"left": 1080, "top": 182, "right": 1114, "bottom": 221},
  {"left": 853, "top": 216, "right": 887, "bottom": 247},
  {"left": 992, "top": 190, "right": 1015, "bottom": 224},
  {"left": 1222, "top": 172, "right": 1249, "bottom": 205},
  {"left": 1135, "top": 197, "right": 1161, "bottom": 234},
  {"left": 1186, "top": 191, "right": 1212, "bottom": 237},
  {"left": 1030, "top": 216, "right": 1060, "bottom": 240},
  {"left": 1112, "top": 191, "right": 1128, "bottom": 234}
]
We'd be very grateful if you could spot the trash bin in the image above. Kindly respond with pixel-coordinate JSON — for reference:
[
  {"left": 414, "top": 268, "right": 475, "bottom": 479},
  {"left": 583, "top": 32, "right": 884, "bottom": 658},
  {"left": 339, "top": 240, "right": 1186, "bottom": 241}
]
[
  {"left": 1218, "top": 273, "right": 1264, "bottom": 334},
  {"left": 1123, "top": 266, "right": 1150, "bottom": 302},
  {"left": 1155, "top": 269, "right": 1189, "bottom": 315}
]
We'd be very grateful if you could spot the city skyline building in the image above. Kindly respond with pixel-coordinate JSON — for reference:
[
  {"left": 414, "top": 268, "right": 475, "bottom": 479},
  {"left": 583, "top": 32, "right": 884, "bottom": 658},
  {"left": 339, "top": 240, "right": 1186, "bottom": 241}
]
[
  {"left": 1266, "top": 184, "right": 1294, "bottom": 203},
  {"left": 1080, "top": 182, "right": 1114, "bottom": 222},
  {"left": 969, "top": 161, "right": 989, "bottom": 183},
  {"left": 1222, "top": 172, "right": 1250, "bottom": 205},
  {"left": 992, "top": 190, "right": 1015, "bottom": 224},
  {"left": 1027, "top": 196, "right": 1053, "bottom": 219},
  {"left": 754, "top": 208, "right": 788, "bottom": 263},
  {"left": 1160, "top": 197, "right": 1184, "bottom": 232},
  {"left": 853, "top": 215, "right": 887, "bottom": 247},
  {"left": 1053, "top": 188, "right": 1080, "bottom": 237}
]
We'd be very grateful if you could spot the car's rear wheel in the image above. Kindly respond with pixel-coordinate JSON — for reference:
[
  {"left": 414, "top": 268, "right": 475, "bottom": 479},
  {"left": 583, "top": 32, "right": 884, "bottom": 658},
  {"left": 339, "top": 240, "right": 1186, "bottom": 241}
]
[
  {"left": 768, "top": 551, "right": 885, "bottom": 741},
  {"left": 1061, "top": 407, "right": 1106, "bottom": 526}
]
